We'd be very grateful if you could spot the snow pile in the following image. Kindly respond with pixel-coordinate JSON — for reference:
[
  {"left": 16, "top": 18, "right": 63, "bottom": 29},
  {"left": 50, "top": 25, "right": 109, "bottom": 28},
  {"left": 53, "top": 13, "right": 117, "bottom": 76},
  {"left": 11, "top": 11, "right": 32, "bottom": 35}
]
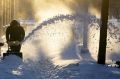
[
  {"left": 0, "top": 55, "right": 23, "bottom": 79},
  {"left": 57, "top": 61, "right": 120, "bottom": 79},
  {"left": 0, "top": 55, "right": 60, "bottom": 79},
  {"left": 0, "top": 55, "right": 120, "bottom": 79}
]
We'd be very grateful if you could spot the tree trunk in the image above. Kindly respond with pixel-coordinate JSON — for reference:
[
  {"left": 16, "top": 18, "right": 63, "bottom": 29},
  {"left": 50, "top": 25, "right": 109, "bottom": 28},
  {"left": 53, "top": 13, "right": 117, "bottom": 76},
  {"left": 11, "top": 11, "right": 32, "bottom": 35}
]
[{"left": 98, "top": 0, "right": 109, "bottom": 64}]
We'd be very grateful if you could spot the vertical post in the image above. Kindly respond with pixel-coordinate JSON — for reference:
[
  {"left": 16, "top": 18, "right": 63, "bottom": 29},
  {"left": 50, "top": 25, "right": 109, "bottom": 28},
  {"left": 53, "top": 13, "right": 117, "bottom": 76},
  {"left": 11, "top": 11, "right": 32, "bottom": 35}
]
[
  {"left": 1, "top": 0, "right": 3, "bottom": 27},
  {"left": 8, "top": 0, "right": 10, "bottom": 23},
  {"left": 82, "top": 19, "right": 89, "bottom": 53},
  {"left": 3, "top": 0, "right": 5, "bottom": 26},
  {"left": 11, "top": 0, "right": 14, "bottom": 20},
  {"left": 81, "top": 1, "right": 89, "bottom": 53},
  {"left": 1, "top": 0, "right": 4, "bottom": 29},
  {"left": 13, "top": 0, "right": 16, "bottom": 19},
  {"left": 5, "top": 0, "right": 7, "bottom": 25},
  {"left": 6, "top": 0, "right": 8, "bottom": 24},
  {"left": 98, "top": 0, "right": 109, "bottom": 64},
  {"left": 9, "top": 0, "right": 11, "bottom": 21}
]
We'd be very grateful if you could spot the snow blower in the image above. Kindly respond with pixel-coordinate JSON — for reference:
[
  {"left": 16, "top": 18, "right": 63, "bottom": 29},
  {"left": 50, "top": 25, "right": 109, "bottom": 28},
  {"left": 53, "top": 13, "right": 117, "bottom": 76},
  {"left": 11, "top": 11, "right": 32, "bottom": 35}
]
[{"left": 3, "top": 41, "right": 23, "bottom": 59}]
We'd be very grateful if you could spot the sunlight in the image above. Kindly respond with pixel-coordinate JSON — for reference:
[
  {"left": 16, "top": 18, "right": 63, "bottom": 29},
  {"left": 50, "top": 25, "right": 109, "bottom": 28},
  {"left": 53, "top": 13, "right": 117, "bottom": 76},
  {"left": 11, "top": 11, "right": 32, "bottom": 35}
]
[
  {"left": 89, "top": 5, "right": 101, "bottom": 18},
  {"left": 21, "top": 0, "right": 79, "bottom": 65},
  {"left": 33, "top": 0, "right": 73, "bottom": 22},
  {"left": 39, "top": 21, "right": 75, "bottom": 65}
]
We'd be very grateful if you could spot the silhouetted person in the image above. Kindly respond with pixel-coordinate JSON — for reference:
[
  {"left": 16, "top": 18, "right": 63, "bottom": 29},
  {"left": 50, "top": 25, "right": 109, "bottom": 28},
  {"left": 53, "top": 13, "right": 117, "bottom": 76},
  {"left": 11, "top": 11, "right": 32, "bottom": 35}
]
[{"left": 6, "top": 20, "right": 25, "bottom": 52}]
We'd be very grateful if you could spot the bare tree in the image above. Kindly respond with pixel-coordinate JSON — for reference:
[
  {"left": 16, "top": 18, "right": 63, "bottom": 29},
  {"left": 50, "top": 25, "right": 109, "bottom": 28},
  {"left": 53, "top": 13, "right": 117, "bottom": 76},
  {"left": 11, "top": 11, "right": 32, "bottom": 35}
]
[{"left": 98, "top": 0, "right": 109, "bottom": 64}]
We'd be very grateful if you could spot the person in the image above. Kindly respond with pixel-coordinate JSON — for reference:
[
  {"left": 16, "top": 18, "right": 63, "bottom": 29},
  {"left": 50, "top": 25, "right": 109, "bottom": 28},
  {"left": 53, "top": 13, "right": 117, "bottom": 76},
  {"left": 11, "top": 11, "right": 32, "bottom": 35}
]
[{"left": 6, "top": 20, "right": 25, "bottom": 52}]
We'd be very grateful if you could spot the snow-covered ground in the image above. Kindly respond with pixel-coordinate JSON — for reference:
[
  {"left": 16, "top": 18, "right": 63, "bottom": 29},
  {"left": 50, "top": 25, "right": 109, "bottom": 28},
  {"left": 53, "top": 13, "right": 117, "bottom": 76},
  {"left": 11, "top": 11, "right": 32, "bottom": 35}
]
[
  {"left": 0, "top": 15, "right": 120, "bottom": 79},
  {"left": 0, "top": 55, "right": 120, "bottom": 79}
]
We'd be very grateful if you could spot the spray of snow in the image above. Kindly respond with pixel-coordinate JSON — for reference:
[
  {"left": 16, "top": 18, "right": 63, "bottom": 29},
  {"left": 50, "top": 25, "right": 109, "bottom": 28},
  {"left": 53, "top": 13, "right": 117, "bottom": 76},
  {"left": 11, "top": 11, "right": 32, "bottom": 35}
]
[
  {"left": 21, "top": 14, "right": 98, "bottom": 65},
  {"left": 1, "top": 14, "right": 120, "bottom": 79}
]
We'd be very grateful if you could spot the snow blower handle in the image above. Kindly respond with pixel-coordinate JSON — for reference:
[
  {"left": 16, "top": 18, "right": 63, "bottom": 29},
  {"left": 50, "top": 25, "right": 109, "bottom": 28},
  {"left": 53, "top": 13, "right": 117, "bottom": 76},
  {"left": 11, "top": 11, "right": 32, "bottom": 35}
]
[
  {"left": 7, "top": 41, "right": 21, "bottom": 46},
  {"left": 7, "top": 42, "right": 11, "bottom": 52},
  {"left": 7, "top": 41, "right": 13, "bottom": 52}
]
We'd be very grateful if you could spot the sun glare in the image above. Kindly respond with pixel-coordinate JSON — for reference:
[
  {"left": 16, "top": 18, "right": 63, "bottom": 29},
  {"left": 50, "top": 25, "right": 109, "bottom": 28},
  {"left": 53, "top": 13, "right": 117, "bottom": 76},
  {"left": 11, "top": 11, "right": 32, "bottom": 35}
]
[
  {"left": 33, "top": 0, "right": 73, "bottom": 22},
  {"left": 39, "top": 21, "right": 74, "bottom": 65}
]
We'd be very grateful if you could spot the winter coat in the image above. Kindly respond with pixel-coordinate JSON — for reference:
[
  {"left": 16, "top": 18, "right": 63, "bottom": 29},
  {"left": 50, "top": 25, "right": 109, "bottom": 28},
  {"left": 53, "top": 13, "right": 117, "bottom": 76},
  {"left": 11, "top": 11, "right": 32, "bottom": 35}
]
[{"left": 6, "top": 26, "right": 25, "bottom": 42}]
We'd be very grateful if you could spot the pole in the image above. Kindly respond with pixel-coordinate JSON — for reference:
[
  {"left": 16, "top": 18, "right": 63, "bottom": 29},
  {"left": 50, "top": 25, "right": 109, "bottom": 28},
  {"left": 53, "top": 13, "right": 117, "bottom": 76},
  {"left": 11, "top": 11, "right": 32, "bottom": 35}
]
[
  {"left": 82, "top": 1, "right": 89, "bottom": 53},
  {"left": 11, "top": 0, "right": 14, "bottom": 20},
  {"left": 3, "top": 0, "right": 5, "bottom": 26},
  {"left": 98, "top": 0, "right": 109, "bottom": 64}
]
